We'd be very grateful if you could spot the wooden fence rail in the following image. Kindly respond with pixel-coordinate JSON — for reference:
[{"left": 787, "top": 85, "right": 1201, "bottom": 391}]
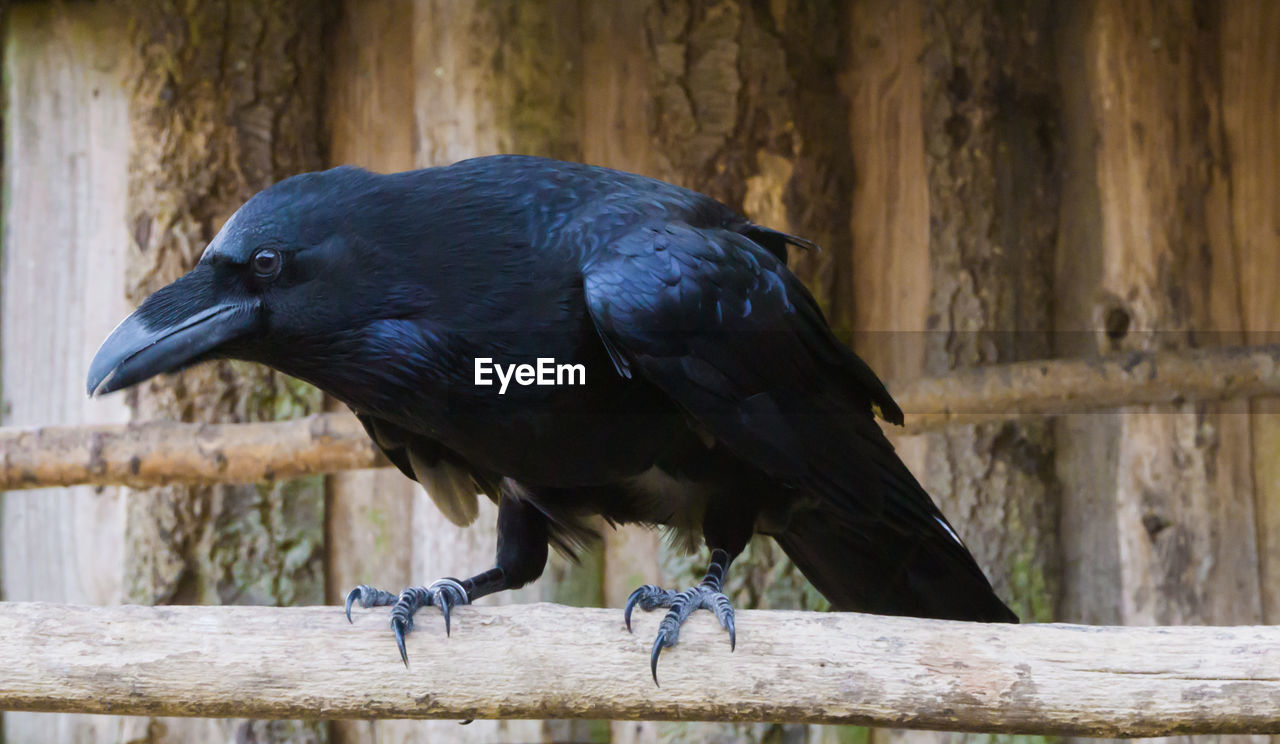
[
  {"left": 0, "top": 601, "right": 1277, "bottom": 735},
  {"left": 2, "top": 344, "right": 1278, "bottom": 491}
]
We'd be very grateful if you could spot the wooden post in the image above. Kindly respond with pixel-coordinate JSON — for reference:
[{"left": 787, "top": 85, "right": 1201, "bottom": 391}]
[
  {"left": 1218, "top": 0, "right": 1280, "bottom": 629},
  {"left": 0, "top": 5, "right": 132, "bottom": 741},
  {"left": 1054, "top": 9, "right": 1274, "bottom": 744},
  {"left": 1053, "top": 0, "right": 1265, "bottom": 639}
]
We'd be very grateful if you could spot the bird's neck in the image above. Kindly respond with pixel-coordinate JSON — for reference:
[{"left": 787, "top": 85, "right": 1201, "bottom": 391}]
[{"left": 258, "top": 317, "right": 466, "bottom": 426}]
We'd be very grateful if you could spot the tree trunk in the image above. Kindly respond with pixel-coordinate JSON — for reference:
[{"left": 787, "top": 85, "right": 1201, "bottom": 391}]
[
  {"left": 916, "top": 0, "right": 1062, "bottom": 624},
  {"left": 869, "top": 3, "right": 1063, "bottom": 744},
  {"left": 121, "top": 2, "right": 332, "bottom": 742},
  {"left": 599, "top": 2, "right": 875, "bottom": 742}
]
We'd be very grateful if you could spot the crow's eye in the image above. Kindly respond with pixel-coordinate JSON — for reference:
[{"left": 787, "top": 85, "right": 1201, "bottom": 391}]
[{"left": 251, "top": 247, "right": 282, "bottom": 280}]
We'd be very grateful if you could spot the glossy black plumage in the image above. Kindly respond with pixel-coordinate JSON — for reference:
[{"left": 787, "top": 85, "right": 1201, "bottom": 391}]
[{"left": 89, "top": 155, "right": 1016, "bottom": 661}]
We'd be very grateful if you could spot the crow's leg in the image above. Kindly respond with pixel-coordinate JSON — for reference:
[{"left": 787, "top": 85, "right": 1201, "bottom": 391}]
[
  {"left": 624, "top": 548, "right": 737, "bottom": 684},
  {"left": 345, "top": 493, "right": 548, "bottom": 665}
]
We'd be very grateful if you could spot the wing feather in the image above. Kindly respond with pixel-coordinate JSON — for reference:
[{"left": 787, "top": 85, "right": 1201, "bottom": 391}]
[
  {"left": 356, "top": 413, "right": 488, "bottom": 527},
  {"left": 582, "top": 222, "right": 970, "bottom": 558}
]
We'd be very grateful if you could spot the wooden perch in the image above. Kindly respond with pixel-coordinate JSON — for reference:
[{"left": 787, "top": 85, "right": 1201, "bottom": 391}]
[
  {"left": 2, "top": 344, "right": 1278, "bottom": 491},
  {"left": 1, "top": 601, "right": 1278, "bottom": 735}
]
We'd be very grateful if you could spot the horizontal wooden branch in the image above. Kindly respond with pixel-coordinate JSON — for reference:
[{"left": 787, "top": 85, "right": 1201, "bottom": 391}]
[
  {"left": 1, "top": 601, "right": 1278, "bottom": 735},
  {"left": 897, "top": 342, "right": 1280, "bottom": 430},
  {"left": 0, "top": 411, "right": 387, "bottom": 490},
  {"left": 2, "top": 344, "right": 1278, "bottom": 490}
]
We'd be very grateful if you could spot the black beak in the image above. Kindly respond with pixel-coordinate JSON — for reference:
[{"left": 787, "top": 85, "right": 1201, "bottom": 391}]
[{"left": 86, "top": 267, "right": 260, "bottom": 397}]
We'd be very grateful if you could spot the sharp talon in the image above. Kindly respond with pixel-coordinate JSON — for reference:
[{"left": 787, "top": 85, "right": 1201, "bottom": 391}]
[
  {"left": 439, "top": 591, "right": 453, "bottom": 637},
  {"left": 460, "top": 719, "right": 474, "bottom": 725},
  {"left": 393, "top": 617, "right": 409, "bottom": 666},
  {"left": 624, "top": 588, "right": 643, "bottom": 632},
  {"left": 422, "top": 578, "right": 469, "bottom": 637},
  {"left": 343, "top": 584, "right": 398, "bottom": 624},
  {"left": 345, "top": 588, "right": 358, "bottom": 623},
  {"left": 624, "top": 572, "right": 735, "bottom": 679},
  {"left": 352, "top": 580, "right": 468, "bottom": 664},
  {"left": 650, "top": 633, "right": 665, "bottom": 686}
]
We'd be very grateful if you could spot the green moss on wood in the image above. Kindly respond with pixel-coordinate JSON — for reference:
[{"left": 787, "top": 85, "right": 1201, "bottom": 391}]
[{"left": 485, "top": 0, "right": 581, "bottom": 161}]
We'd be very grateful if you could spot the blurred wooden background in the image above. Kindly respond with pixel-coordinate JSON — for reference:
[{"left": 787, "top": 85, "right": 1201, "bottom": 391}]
[{"left": 1, "top": 1, "right": 1276, "bottom": 743}]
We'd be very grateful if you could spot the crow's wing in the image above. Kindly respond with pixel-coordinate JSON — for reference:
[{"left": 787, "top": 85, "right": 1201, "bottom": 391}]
[
  {"left": 582, "top": 223, "right": 1014, "bottom": 620},
  {"left": 583, "top": 222, "right": 904, "bottom": 490},
  {"left": 356, "top": 413, "right": 494, "bottom": 527}
]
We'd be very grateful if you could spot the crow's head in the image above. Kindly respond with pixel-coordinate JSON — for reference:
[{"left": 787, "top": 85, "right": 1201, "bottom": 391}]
[{"left": 87, "top": 166, "right": 414, "bottom": 397}]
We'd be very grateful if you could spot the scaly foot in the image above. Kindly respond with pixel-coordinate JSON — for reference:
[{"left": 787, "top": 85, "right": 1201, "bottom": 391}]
[
  {"left": 623, "top": 548, "right": 736, "bottom": 684},
  {"left": 345, "top": 578, "right": 470, "bottom": 665}
]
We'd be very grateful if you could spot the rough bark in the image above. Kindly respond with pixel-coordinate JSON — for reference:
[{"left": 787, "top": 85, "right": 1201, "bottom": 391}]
[
  {"left": 917, "top": 0, "right": 1062, "bottom": 623},
  {"left": 868, "top": 5, "right": 1064, "bottom": 744},
  {"left": 121, "top": 2, "right": 333, "bottom": 742},
  {"left": 621, "top": 3, "right": 860, "bottom": 740}
]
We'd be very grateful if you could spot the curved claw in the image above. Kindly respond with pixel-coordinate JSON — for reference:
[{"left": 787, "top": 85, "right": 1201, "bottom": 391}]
[
  {"left": 627, "top": 579, "right": 735, "bottom": 683},
  {"left": 344, "top": 584, "right": 398, "bottom": 624},
  {"left": 425, "top": 578, "right": 468, "bottom": 637},
  {"left": 624, "top": 587, "right": 645, "bottom": 632},
  {"left": 650, "top": 632, "right": 666, "bottom": 686},
  {"left": 351, "top": 581, "right": 469, "bottom": 665},
  {"left": 393, "top": 616, "right": 409, "bottom": 667},
  {"left": 438, "top": 590, "right": 453, "bottom": 636},
  {"left": 344, "top": 588, "right": 359, "bottom": 624}
]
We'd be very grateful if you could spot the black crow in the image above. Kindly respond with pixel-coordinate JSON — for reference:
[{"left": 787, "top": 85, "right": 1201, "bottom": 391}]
[{"left": 88, "top": 155, "right": 1017, "bottom": 681}]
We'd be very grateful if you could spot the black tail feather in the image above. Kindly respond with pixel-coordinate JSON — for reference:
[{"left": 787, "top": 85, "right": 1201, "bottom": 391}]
[{"left": 776, "top": 507, "right": 1019, "bottom": 623}]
